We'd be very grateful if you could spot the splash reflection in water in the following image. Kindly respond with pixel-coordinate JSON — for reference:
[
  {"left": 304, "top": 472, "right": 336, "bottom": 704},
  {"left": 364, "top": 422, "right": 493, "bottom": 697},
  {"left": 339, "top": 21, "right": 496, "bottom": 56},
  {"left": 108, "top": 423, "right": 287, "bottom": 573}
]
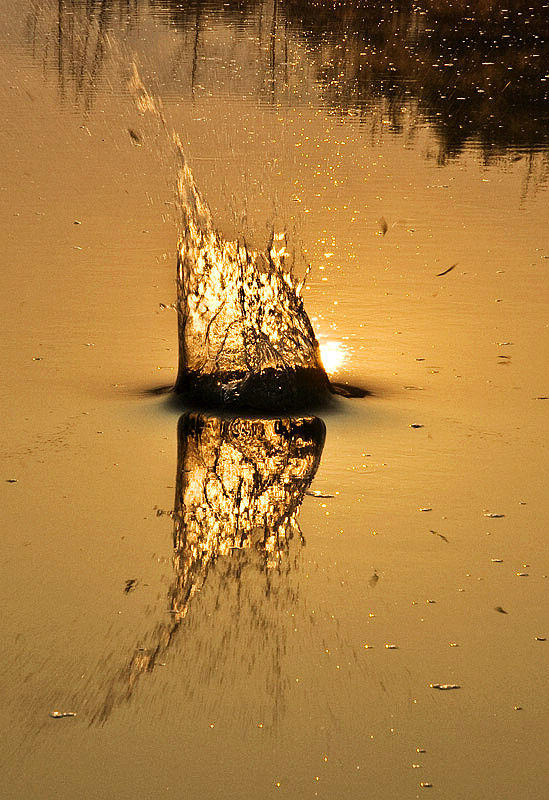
[{"left": 96, "top": 412, "right": 325, "bottom": 723}]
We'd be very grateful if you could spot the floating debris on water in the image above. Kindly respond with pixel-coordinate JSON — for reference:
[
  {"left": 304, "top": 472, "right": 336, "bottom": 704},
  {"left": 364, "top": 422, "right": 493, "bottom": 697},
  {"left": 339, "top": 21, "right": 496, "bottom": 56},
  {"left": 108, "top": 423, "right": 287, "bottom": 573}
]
[
  {"left": 516, "top": 572, "right": 529, "bottom": 577},
  {"left": 410, "top": 423, "right": 424, "bottom": 429},
  {"left": 49, "top": 711, "right": 77, "bottom": 719},
  {"left": 514, "top": 706, "right": 523, "bottom": 711},
  {"left": 535, "top": 637, "right": 547, "bottom": 642},
  {"left": 128, "top": 127, "right": 142, "bottom": 144},
  {"left": 420, "top": 782, "right": 433, "bottom": 788},
  {"left": 491, "top": 558, "right": 503, "bottom": 563},
  {"left": 484, "top": 512, "right": 505, "bottom": 518},
  {"left": 5, "top": 478, "right": 17, "bottom": 483},
  {"left": 124, "top": 579, "right": 138, "bottom": 593},
  {"left": 436, "top": 263, "right": 457, "bottom": 276},
  {"left": 430, "top": 530, "right": 449, "bottom": 542},
  {"left": 449, "top": 642, "right": 459, "bottom": 647},
  {"left": 419, "top": 507, "right": 432, "bottom": 512},
  {"left": 430, "top": 683, "right": 460, "bottom": 690},
  {"left": 368, "top": 571, "right": 379, "bottom": 588},
  {"left": 306, "top": 490, "right": 335, "bottom": 498},
  {"left": 416, "top": 748, "right": 427, "bottom": 753},
  {"left": 385, "top": 644, "right": 399, "bottom": 649},
  {"left": 378, "top": 217, "right": 388, "bottom": 236},
  {"left": 495, "top": 606, "right": 508, "bottom": 614}
]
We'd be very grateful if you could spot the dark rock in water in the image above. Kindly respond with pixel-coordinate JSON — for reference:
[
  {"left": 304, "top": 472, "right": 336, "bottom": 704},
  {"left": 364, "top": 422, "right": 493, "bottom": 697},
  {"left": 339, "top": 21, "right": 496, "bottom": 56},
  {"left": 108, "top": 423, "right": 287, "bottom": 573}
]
[{"left": 176, "top": 365, "right": 331, "bottom": 411}]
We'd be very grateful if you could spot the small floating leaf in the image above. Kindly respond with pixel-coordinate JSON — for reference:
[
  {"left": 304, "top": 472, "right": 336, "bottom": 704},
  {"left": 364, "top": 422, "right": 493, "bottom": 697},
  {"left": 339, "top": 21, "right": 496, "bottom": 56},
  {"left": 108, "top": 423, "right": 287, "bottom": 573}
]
[
  {"left": 436, "top": 263, "right": 457, "bottom": 277},
  {"left": 368, "top": 571, "right": 379, "bottom": 588},
  {"left": 484, "top": 513, "right": 505, "bottom": 518},
  {"left": 49, "top": 711, "right": 77, "bottom": 719},
  {"left": 128, "top": 128, "right": 142, "bottom": 144},
  {"left": 494, "top": 606, "right": 508, "bottom": 614},
  {"left": 430, "top": 683, "right": 460, "bottom": 690}
]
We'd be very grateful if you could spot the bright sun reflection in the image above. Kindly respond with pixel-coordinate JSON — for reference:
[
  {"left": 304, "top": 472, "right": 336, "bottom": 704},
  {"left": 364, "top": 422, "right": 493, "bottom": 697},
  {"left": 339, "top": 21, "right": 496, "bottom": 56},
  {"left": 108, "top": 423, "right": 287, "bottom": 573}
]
[{"left": 319, "top": 340, "right": 346, "bottom": 376}]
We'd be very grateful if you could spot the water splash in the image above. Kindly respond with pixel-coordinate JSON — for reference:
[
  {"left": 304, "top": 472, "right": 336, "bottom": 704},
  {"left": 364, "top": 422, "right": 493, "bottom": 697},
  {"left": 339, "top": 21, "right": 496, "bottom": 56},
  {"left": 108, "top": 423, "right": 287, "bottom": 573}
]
[
  {"left": 173, "top": 148, "right": 331, "bottom": 409},
  {"left": 130, "top": 64, "right": 331, "bottom": 410}
]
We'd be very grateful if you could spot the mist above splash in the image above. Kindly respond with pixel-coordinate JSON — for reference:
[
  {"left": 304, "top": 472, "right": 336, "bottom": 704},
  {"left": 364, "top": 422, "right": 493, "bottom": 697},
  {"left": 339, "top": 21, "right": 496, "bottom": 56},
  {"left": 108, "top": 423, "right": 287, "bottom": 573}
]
[{"left": 129, "top": 65, "right": 331, "bottom": 410}]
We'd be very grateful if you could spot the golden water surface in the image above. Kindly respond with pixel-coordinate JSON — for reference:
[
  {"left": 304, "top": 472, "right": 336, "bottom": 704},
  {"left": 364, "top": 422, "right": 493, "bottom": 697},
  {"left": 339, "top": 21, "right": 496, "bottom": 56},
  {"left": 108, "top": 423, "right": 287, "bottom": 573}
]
[{"left": 1, "top": 2, "right": 549, "bottom": 798}]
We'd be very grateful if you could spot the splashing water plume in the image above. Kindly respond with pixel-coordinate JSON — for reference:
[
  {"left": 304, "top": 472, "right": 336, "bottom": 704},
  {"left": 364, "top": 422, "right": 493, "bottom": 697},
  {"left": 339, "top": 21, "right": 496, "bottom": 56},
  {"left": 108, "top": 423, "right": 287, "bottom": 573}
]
[{"left": 130, "top": 65, "right": 331, "bottom": 410}]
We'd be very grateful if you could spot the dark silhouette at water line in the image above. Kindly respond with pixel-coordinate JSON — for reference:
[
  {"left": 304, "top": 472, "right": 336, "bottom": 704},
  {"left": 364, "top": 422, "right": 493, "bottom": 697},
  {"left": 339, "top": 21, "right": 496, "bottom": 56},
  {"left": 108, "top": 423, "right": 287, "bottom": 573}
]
[{"left": 92, "top": 412, "right": 326, "bottom": 723}]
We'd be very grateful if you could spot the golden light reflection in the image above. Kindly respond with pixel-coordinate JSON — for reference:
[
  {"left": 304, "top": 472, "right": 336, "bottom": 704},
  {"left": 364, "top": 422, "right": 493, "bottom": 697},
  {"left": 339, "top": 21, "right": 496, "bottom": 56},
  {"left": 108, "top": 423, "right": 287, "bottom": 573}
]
[{"left": 319, "top": 340, "right": 347, "bottom": 376}]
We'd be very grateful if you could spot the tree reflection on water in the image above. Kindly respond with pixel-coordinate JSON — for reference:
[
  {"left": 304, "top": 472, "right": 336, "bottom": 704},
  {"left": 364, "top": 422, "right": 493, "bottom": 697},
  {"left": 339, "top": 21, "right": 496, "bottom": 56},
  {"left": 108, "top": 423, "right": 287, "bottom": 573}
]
[{"left": 27, "top": 0, "right": 549, "bottom": 166}]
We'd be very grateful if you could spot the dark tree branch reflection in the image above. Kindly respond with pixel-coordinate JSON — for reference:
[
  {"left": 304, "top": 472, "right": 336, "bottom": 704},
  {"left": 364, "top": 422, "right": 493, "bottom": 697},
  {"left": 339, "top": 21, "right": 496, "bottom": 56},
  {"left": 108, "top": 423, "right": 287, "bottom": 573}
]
[{"left": 25, "top": 0, "right": 549, "bottom": 168}]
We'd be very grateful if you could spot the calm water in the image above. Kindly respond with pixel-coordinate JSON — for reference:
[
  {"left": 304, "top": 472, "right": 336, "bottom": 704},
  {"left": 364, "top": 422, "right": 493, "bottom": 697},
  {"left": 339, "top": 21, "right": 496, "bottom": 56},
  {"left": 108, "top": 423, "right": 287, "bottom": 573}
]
[{"left": 2, "top": 2, "right": 549, "bottom": 798}]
